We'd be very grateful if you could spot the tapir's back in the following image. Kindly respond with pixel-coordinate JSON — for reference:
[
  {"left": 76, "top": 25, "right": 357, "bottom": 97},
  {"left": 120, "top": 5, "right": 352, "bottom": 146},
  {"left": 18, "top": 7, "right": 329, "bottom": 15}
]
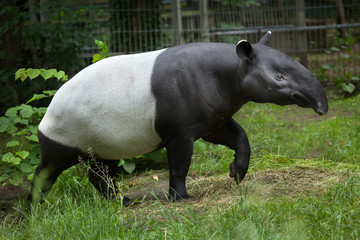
[{"left": 39, "top": 50, "right": 165, "bottom": 159}]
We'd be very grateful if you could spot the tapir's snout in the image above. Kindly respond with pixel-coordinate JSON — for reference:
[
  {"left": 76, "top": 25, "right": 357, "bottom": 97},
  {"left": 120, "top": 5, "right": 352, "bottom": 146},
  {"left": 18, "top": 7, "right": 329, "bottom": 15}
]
[
  {"left": 314, "top": 99, "right": 328, "bottom": 115},
  {"left": 308, "top": 79, "right": 329, "bottom": 116},
  {"left": 291, "top": 80, "right": 328, "bottom": 116}
]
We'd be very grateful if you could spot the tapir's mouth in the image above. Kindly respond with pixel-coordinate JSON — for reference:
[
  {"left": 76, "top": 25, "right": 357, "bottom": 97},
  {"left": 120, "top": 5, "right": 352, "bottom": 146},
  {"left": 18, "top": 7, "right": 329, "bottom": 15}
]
[
  {"left": 291, "top": 92, "right": 311, "bottom": 108},
  {"left": 291, "top": 91, "right": 328, "bottom": 115}
]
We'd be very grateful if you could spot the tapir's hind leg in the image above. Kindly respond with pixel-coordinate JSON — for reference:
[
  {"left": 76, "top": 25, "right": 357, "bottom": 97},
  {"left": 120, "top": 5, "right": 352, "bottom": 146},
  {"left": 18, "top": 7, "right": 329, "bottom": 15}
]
[
  {"left": 203, "top": 118, "right": 250, "bottom": 183},
  {"left": 27, "top": 130, "right": 80, "bottom": 207}
]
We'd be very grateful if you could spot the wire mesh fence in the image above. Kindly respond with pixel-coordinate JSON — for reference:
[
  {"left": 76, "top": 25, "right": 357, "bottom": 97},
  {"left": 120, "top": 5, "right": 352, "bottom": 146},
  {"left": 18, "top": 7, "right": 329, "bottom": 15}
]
[{"left": 80, "top": 0, "right": 360, "bottom": 83}]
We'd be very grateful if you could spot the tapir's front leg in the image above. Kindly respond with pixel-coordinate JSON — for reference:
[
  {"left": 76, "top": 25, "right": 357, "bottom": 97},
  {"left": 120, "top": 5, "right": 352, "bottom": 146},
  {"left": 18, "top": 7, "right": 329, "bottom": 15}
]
[
  {"left": 203, "top": 118, "right": 250, "bottom": 183},
  {"left": 166, "top": 137, "right": 194, "bottom": 200}
]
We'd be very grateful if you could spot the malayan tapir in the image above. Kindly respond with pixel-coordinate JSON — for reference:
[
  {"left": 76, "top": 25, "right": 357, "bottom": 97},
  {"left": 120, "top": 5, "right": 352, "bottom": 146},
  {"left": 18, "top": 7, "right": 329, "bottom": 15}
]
[{"left": 27, "top": 32, "right": 328, "bottom": 206}]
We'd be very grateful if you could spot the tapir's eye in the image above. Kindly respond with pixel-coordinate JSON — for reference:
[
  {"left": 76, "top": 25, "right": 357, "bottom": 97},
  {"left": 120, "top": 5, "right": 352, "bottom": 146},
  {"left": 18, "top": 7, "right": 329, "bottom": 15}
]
[{"left": 276, "top": 74, "right": 285, "bottom": 81}]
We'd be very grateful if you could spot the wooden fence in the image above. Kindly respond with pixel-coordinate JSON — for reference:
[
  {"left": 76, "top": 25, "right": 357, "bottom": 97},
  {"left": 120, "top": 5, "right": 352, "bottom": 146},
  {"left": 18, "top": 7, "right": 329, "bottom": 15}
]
[{"left": 79, "top": 0, "right": 360, "bottom": 79}]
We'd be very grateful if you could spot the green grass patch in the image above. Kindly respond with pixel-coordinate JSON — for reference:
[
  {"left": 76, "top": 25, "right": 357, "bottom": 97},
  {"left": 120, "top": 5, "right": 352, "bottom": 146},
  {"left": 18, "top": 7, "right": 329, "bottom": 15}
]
[
  {"left": 1, "top": 173, "right": 360, "bottom": 239},
  {"left": 1, "top": 95, "right": 360, "bottom": 239}
]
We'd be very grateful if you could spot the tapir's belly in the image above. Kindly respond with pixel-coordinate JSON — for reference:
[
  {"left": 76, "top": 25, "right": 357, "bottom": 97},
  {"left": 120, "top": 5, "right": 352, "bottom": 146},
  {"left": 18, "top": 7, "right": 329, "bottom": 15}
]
[{"left": 38, "top": 50, "right": 165, "bottom": 160}]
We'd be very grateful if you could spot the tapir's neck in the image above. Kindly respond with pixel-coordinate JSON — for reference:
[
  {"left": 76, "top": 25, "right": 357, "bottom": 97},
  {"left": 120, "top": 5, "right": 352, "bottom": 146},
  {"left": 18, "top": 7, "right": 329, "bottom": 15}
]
[{"left": 206, "top": 46, "right": 249, "bottom": 112}]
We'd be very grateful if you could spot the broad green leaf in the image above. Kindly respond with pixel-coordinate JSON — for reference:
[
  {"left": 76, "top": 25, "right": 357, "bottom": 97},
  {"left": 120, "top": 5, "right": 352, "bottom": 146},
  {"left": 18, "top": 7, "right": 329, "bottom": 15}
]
[
  {"left": 2, "top": 152, "right": 22, "bottom": 165},
  {"left": 146, "top": 150, "right": 165, "bottom": 163},
  {"left": 0, "top": 173, "right": 10, "bottom": 183},
  {"left": 0, "top": 117, "right": 10, "bottom": 132},
  {"left": 341, "top": 83, "right": 355, "bottom": 93},
  {"left": 26, "top": 93, "right": 47, "bottom": 104},
  {"left": 34, "top": 107, "right": 47, "bottom": 114},
  {"left": 9, "top": 172, "right": 23, "bottom": 186},
  {"left": 6, "top": 140, "right": 20, "bottom": 148},
  {"left": 62, "top": 74, "right": 68, "bottom": 81},
  {"left": 43, "top": 90, "right": 57, "bottom": 96},
  {"left": 27, "top": 173, "right": 34, "bottom": 180},
  {"left": 19, "top": 104, "right": 34, "bottom": 118},
  {"left": 101, "top": 42, "right": 109, "bottom": 54},
  {"left": 18, "top": 163, "right": 33, "bottom": 173},
  {"left": 26, "top": 68, "right": 40, "bottom": 80},
  {"left": 13, "top": 118, "right": 28, "bottom": 125},
  {"left": 95, "top": 39, "right": 104, "bottom": 49},
  {"left": 30, "top": 145, "right": 40, "bottom": 156},
  {"left": 26, "top": 134, "right": 39, "bottom": 142},
  {"left": 59, "top": 70, "right": 67, "bottom": 81},
  {"left": 123, "top": 159, "right": 135, "bottom": 174},
  {"left": 92, "top": 53, "right": 105, "bottom": 63},
  {"left": 16, "top": 151, "right": 30, "bottom": 159},
  {"left": 118, "top": 159, "right": 125, "bottom": 167},
  {"left": 40, "top": 68, "right": 53, "bottom": 80},
  {"left": 7, "top": 124, "right": 18, "bottom": 135},
  {"left": 2, "top": 152, "right": 14, "bottom": 161},
  {"left": 351, "top": 76, "right": 360, "bottom": 81},
  {"left": 29, "top": 125, "right": 38, "bottom": 134},
  {"left": 5, "top": 107, "right": 18, "bottom": 119},
  {"left": 13, "top": 129, "right": 29, "bottom": 136},
  {"left": 47, "top": 69, "right": 58, "bottom": 79},
  {"left": 29, "top": 156, "right": 40, "bottom": 165},
  {"left": 321, "top": 64, "right": 331, "bottom": 70},
  {"left": 53, "top": 70, "right": 65, "bottom": 80},
  {"left": 342, "top": 54, "right": 350, "bottom": 60},
  {"left": 15, "top": 68, "right": 26, "bottom": 80}
]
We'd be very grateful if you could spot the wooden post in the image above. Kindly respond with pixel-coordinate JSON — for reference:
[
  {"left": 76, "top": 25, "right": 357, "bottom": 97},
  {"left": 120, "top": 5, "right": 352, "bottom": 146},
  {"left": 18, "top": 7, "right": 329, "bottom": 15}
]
[
  {"left": 171, "top": 0, "right": 183, "bottom": 45},
  {"left": 200, "top": 0, "right": 210, "bottom": 42},
  {"left": 296, "top": 0, "right": 308, "bottom": 68},
  {"left": 335, "top": 0, "right": 347, "bottom": 38}
]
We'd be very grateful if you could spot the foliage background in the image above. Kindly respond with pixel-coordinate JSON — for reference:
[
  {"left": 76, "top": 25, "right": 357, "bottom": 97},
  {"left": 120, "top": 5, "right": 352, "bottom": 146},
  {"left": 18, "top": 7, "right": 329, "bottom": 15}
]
[
  {"left": 0, "top": 0, "right": 106, "bottom": 114},
  {"left": 1, "top": 0, "right": 360, "bottom": 115}
]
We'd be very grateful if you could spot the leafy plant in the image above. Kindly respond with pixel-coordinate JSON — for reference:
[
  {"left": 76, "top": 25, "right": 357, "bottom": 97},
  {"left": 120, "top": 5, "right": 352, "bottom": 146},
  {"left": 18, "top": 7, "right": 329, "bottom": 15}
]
[
  {"left": 0, "top": 0, "right": 107, "bottom": 115},
  {"left": 316, "top": 34, "right": 360, "bottom": 96},
  {"left": 92, "top": 40, "right": 112, "bottom": 63},
  {"left": 0, "top": 68, "right": 67, "bottom": 186}
]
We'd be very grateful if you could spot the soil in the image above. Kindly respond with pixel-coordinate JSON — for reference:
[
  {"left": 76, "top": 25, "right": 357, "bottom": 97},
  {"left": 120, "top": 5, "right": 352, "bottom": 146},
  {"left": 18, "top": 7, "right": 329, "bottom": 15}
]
[
  {"left": 120, "top": 167, "right": 340, "bottom": 208},
  {"left": 0, "top": 183, "right": 28, "bottom": 224}
]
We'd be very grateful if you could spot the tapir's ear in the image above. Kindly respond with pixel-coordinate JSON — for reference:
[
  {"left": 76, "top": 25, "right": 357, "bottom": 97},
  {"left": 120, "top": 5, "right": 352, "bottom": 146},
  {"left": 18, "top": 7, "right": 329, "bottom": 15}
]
[
  {"left": 258, "top": 31, "right": 272, "bottom": 45},
  {"left": 236, "top": 40, "right": 253, "bottom": 63}
]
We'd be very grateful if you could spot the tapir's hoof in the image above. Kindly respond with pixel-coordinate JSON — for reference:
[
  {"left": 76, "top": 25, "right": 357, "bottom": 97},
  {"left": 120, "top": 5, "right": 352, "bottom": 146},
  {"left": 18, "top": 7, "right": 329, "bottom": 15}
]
[
  {"left": 121, "top": 196, "right": 133, "bottom": 206},
  {"left": 168, "top": 194, "right": 192, "bottom": 202},
  {"left": 175, "top": 196, "right": 195, "bottom": 202},
  {"left": 229, "top": 162, "right": 240, "bottom": 185}
]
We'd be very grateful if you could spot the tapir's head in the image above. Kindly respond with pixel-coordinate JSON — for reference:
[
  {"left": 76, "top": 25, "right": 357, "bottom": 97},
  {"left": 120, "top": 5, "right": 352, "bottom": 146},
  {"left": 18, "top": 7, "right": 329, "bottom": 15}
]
[{"left": 237, "top": 31, "right": 328, "bottom": 115}]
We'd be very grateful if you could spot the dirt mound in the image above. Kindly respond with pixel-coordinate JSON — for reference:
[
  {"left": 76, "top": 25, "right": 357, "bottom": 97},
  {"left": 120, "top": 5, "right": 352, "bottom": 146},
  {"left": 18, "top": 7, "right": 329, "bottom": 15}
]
[{"left": 122, "top": 168, "right": 340, "bottom": 206}]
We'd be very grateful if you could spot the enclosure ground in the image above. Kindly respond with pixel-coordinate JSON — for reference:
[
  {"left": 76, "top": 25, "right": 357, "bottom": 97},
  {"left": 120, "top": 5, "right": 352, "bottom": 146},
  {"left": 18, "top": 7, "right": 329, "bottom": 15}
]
[{"left": 0, "top": 96, "right": 359, "bottom": 239}]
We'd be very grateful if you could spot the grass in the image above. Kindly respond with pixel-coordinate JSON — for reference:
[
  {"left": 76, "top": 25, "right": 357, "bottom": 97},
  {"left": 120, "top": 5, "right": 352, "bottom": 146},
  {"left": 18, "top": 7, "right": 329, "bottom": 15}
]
[{"left": 1, "top": 95, "right": 360, "bottom": 239}]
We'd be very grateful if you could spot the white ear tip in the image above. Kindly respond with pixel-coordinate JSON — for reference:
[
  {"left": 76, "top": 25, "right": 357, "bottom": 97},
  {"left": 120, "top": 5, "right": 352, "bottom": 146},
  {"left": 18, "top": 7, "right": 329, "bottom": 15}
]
[{"left": 267, "top": 31, "right": 272, "bottom": 34}]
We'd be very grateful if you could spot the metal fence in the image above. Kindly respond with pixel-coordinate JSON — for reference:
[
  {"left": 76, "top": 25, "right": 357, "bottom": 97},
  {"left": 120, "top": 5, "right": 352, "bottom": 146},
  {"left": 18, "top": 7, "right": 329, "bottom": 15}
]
[{"left": 80, "top": 0, "right": 360, "bottom": 81}]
